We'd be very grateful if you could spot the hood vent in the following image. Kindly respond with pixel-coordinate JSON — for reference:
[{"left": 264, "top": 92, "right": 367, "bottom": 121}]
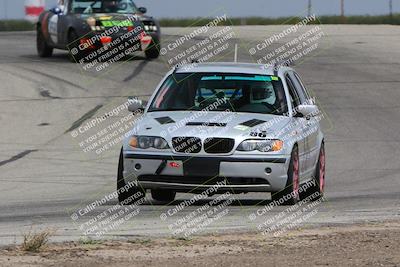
[
  {"left": 239, "top": 119, "right": 266, "bottom": 128},
  {"left": 155, "top": 116, "right": 175, "bottom": 124},
  {"left": 186, "top": 122, "right": 227, "bottom": 127}
]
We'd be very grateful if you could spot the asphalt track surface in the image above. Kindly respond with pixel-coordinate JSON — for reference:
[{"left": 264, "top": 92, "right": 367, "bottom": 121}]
[{"left": 0, "top": 25, "right": 399, "bottom": 245}]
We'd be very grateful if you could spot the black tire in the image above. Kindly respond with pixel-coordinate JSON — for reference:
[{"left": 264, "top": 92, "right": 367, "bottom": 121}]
[
  {"left": 117, "top": 148, "right": 145, "bottom": 205},
  {"left": 271, "top": 146, "right": 300, "bottom": 205},
  {"left": 144, "top": 39, "right": 160, "bottom": 59},
  {"left": 37, "top": 26, "right": 53, "bottom": 57},
  {"left": 300, "top": 142, "right": 326, "bottom": 201},
  {"left": 67, "top": 30, "right": 84, "bottom": 63},
  {"left": 151, "top": 189, "right": 176, "bottom": 203}
]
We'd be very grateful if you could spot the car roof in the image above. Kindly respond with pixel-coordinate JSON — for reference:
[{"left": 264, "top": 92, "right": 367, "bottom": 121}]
[{"left": 175, "top": 62, "right": 291, "bottom": 76}]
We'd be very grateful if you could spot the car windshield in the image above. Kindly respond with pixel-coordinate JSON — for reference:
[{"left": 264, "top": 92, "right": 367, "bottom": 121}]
[
  {"left": 148, "top": 73, "right": 288, "bottom": 115},
  {"left": 71, "top": 0, "right": 138, "bottom": 14}
]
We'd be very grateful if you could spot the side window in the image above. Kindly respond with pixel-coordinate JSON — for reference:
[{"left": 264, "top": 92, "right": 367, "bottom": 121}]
[
  {"left": 291, "top": 72, "right": 311, "bottom": 103},
  {"left": 285, "top": 74, "right": 301, "bottom": 108},
  {"left": 288, "top": 72, "right": 306, "bottom": 104}
]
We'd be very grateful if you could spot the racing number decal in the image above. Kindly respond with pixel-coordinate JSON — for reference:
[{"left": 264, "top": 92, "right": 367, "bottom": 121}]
[{"left": 48, "top": 14, "right": 59, "bottom": 44}]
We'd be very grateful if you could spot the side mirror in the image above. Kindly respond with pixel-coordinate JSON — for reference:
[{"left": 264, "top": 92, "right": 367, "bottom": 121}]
[
  {"left": 138, "top": 7, "right": 147, "bottom": 14},
  {"left": 296, "top": 104, "right": 319, "bottom": 118},
  {"left": 128, "top": 98, "right": 146, "bottom": 113}
]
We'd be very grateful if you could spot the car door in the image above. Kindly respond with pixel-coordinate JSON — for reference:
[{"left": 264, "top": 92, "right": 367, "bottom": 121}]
[
  {"left": 290, "top": 71, "right": 319, "bottom": 173},
  {"left": 284, "top": 73, "right": 308, "bottom": 177}
]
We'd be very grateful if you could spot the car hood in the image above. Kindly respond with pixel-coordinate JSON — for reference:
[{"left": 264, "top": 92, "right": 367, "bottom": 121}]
[{"left": 132, "top": 111, "right": 291, "bottom": 140}]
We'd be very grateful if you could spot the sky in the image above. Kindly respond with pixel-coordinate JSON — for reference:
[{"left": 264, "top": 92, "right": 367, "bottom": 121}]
[{"left": 0, "top": 0, "right": 398, "bottom": 20}]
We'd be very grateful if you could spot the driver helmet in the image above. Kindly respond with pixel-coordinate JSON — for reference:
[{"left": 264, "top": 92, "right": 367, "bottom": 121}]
[
  {"left": 104, "top": 0, "right": 118, "bottom": 12},
  {"left": 250, "top": 87, "right": 270, "bottom": 104}
]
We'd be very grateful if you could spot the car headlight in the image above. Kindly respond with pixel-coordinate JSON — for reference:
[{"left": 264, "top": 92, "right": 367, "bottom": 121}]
[
  {"left": 237, "top": 139, "right": 283, "bottom": 152},
  {"left": 143, "top": 25, "right": 157, "bottom": 32},
  {"left": 86, "top": 17, "right": 96, "bottom": 27},
  {"left": 129, "top": 136, "right": 169, "bottom": 149},
  {"left": 91, "top": 25, "right": 105, "bottom": 31}
]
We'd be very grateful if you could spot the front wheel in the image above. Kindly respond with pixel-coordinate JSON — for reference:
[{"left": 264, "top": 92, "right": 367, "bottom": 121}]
[
  {"left": 117, "top": 148, "right": 145, "bottom": 205},
  {"left": 67, "top": 30, "right": 85, "bottom": 63},
  {"left": 37, "top": 27, "right": 53, "bottom": 57},
  {"left": 301, "top": 142, "right": 326, "bottom": 201},
  {"left": 145, "top": 39, "right": 160, "bottom": 59},
  {"left": 271, "top": 146, "right": 300, "bottom": 205}
]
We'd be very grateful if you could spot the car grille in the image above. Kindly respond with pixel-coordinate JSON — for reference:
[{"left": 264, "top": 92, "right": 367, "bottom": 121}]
[
  {"left": 172, "top": 137, "right": 202, "bottom": 153},
  {"left": 204, "top": 138, "right": 235, "bottom": 154}
]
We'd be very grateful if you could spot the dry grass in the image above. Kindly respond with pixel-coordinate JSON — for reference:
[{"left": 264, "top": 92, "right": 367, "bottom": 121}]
[
  {"left": 78, "top": 237, "right": 103, "bottom": 245},
  {"left": 21, "top": 229, "right": 53, "bottom": 252}
]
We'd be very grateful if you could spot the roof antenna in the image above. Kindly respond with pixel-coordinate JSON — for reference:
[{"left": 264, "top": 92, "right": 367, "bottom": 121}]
[{"left": 234, "top": 44, "right": 238, "bottom": 63}]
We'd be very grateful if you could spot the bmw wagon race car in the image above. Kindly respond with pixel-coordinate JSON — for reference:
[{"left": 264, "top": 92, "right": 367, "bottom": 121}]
[
  {"left": 36, "top": 0, "right": 161, "bottom": 61},
  {"left": 118, "top": 62, "right": 326, "bottom": 205}
]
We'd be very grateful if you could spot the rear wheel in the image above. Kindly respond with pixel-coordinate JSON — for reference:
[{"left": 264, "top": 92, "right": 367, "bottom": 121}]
[
  {"left": 271, "top": 146, "right": 300, "bottom": 205},
  {"left": 117, "top": 148, "right": 145, "bottom": 205},
  {"left": 151, "top": 189, "right": 176, "bottom": 203},
  {"left": 37, "top": 26, "right": 53, "bottom": 57}
]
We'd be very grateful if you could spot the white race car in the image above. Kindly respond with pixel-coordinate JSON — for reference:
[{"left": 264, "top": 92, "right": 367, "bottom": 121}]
[{"left": 118, "top": 62, "right": 325, "bottom": 205}]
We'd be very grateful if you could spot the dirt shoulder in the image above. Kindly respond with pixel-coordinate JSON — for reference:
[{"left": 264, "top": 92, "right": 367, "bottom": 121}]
[{"left": 1, "top": 221, "right": 400, "bottom": 267}]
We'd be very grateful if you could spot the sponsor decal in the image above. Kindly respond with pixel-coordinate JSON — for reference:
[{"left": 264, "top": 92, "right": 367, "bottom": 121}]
[
  {"left": 169, "top": 162, "right": 181, "bottom": 168},
  {"left": 101, "top": 20, "right": 134, "bottom": 27},
  {"left": 99, "top": 16, "right": 113, "bottom": 20}
]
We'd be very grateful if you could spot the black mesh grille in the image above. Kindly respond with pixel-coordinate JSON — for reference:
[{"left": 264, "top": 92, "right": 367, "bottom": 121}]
[
  {"left": 172, "top": 137, "right": 202, "bottom": 153},
  {"left": 139, "top": 175, "right": 269, "bottom": 185},
  {"left": 204, "top": 138, "right": 235, "bottom": 154}
]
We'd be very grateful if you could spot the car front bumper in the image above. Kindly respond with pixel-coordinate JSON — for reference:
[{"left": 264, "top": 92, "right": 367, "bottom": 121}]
[
  {"left": 122, "top": 152, "right": 290, "bottom": 193},
  {"left": 79, "top": 31, "right": 159, "bottom": 53}
]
